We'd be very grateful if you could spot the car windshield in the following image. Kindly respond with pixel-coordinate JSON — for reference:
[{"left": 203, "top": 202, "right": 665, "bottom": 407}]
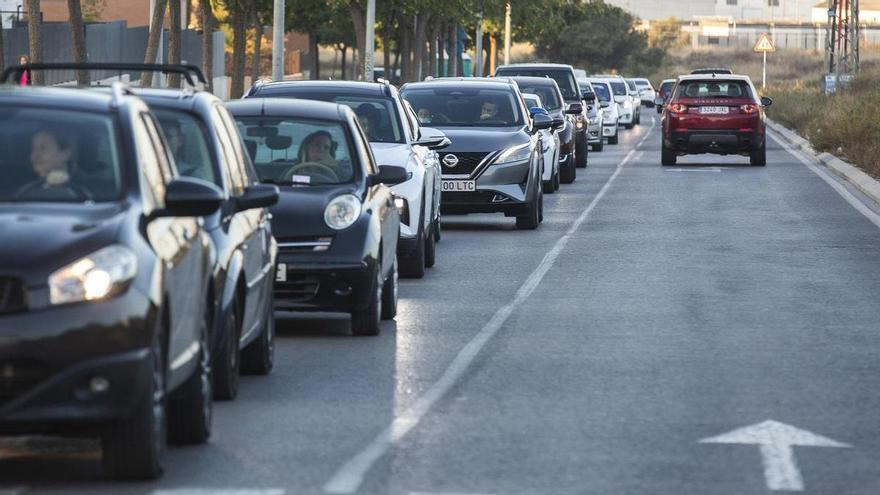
[
  {"left": 609, "top": 81, "right": 627, "bottom": 96},
  {"left": 154, "top": 109, "right": 218, "bottom": 186},
  {"left": 676, "top": 80, "right": 753, "bottom": 99},
  {"left": 591, "top": 82, "right": 611, "bottom": 102},
  {"left": 234, "top": 116, "right": 356, "bottom": 186},
  {"left": 0, "top": 106, "right": 122, "bottom": 202},
  {"left": 659, "top": 81, "right": 675, "bottom": 95},
  {"left": 496, "top": 68, "right": 579, "bottom": 101},
  {"left": 257, "top": 90, "right": 404, "bottom": 144},
  {"left": 402, "top": 88, "right": 523, "bottom": 127},
  {"left": 517, "top": 85, "right": 562, "bottom": 111},
  {"left": 635, "top": 79, "right": 651, "bottom": 88}
]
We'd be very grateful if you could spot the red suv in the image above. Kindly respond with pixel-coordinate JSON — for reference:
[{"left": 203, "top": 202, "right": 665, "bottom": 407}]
[{"left": 660, "top": 75, "right": 772, "bottom": 166}]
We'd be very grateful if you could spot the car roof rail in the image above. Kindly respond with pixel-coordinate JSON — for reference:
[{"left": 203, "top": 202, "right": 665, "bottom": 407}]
[
  {"left": 110, "top": 81, "right": 135, "bottom": 108},
  {"left": 0, "top": 62, "right": 207, "bottom": 88},
  {"left": 380, "top": 78, "right": 393, "bottom": 97}
]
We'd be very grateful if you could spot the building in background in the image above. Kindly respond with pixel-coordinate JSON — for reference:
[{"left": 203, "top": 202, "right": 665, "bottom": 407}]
[{"left": 606, "top": 0, "right": 814, "bottom": 22}]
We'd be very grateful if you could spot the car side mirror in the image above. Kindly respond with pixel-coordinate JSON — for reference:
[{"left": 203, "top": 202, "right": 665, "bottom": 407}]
[
  {"left": 551, "top": 117, "right": 565, "bottom": 129},
  {"left": 369, "top": 165, "right": 409, "bottom": 186},
  {"left": 760, "top": 96, "right": 773, "bottom": 107},
  {"left": 157, "top": 177, "right": 224, "bottom": 218},
  {"left": 565, "top": 102, "right": 583, "bottom": 115},
  {"left": 532, "top": 113, "right": 554, "bottom": 130},
  {"left": 235, "top": 184, "right": 279, "bottom": 212},
  {"left": 414, "top": 127, "right": 451, "bottom": 150},
  {"left": 582, "top": 93, "right": 596, "bottom": 103},
  {"left": 600, "top": 101, "right": 611, "bottom": 108},
  {"left": 654, "top": 97, "right": 664, "bottom": 107}
]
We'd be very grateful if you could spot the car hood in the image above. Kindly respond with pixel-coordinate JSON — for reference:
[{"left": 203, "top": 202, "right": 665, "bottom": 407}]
[
  {"left": 370, "top": 143, "right": 415, "bottom": 169},
  {"left": 269, "top": 184, "right": 360, "bottom": 240},
  {"left": 0, "top": 202, "right": 126, "bottom": 286},
  {"left": 431, "top": 126, "right": 528, "bottom": 153}
]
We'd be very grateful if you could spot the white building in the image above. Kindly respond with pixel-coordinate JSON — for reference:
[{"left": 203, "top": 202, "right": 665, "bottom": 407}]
[
  {"left": 606, "top": 0, "right": 814, "bottom": 22},
  {"left": 811, "top": 0, "right": 880, "bottom": 24}
]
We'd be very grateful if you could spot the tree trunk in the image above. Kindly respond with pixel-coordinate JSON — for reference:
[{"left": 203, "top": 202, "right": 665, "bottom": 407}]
[
  {"left": 141, "top": 0, "right": 167, "bottom": 87},
  {"left": 438, "top": 21, "right": 447, "bottom": 77},
  {"left": 448, "top": 23, "right": 458, "bottom": 77},
  {"left": 399, "top": 16, "right": 410, "bottom": 83},
  {"left": 0, "top": 19, "right": 5, "bottom": 73},
  {"left": 340, "top": 45, "right": 347, "bottom": 80},
  {"left": 27, "top": 0, "right": 43, "bottom": 85},
  {"left": 413, "top": 13, "right": 429, "bottom": 82},
  {"left": 489, "top": 33, "right": 497, "bottom": 75},
  {"left": 391, "top": 46, "right": 400, "bottom": 81},
  {"left": 427, "top": 25, "right": 436, "bottom": 78},
  {"left": 230, "top": 4, "right": 247, "bottom": 98},
  {"left": 67, "top": 0, "right": 89, "bottom": 85},
  {"left": 349, "top": 1, "right": 366, "bottom": 80},
  {"left": 250, "top": 11, "right": 264, "bottom": 82},
  {"left": 383, "top": 8, "right": 393, "bottom": 72},
  {"left": 168, "top": 0, "right": 182, "bottom": 88},
  {"left": 201, "top": 0, "right": 214, "bottom": 91},
  {"left": 308, "top": 31, "right": 319, "bottom": 80}
]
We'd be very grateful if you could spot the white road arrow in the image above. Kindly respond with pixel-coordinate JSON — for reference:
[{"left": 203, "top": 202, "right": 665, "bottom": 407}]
[{"left": 699, "top": 420, "right": 851, "bottom": 491}]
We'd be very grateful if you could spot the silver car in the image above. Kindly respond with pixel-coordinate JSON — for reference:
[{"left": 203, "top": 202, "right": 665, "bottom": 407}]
[
  {"left": 587, "top": 79, "right": 620, "bottom": 145},
  {"left": 523, "top": 93, "right": 561, "bottom": 193},
  {"left": 632, "top": 78, "right": 657, "bottom": 107}
]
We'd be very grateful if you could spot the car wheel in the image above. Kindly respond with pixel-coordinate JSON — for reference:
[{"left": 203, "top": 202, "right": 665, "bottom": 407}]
[
  {"left": 575, "top": 135, "right": 588, "bottom": 168},
  {"left": 102, "top": 319, "right": 166, "bottom": 480},
  {"left": 553, "top": 169, "right": 560, "bottom": 191},
  {"left": 381, "top": 256, "right": 398, "bottom": 320},
  {"left": 167, "top": 301, "right": 213, "bottom": 445},
  {"left": 212, "top": 299, "right": 240, "bottom": 401},
  {"left": 609, "top": 133, "right": 619, "bottom": 145},
  {"left": 351, "top": 263, "right": 383, "bottom": 336},
  {"left": 592, "top": 139, "right": 604, "bottom": 152},
  {"left": 560, "top": 152, "right": 576, "bottom": 184},
  {"left": 543, "top": 178, "right": 554, "bottom": 194},
  {"left": 433, "top": 213, "right": 441, "bottom": 242},
  {"left": 241, "top": 290, "right": 275, "bottom": 375},
  {"left": 516, "top": 187, "right": 541, "bottom": 230},
  {"left": 424, "top": 220, "right": 437, "bottom": 268},
  {"left": 624, "top": 122, "right": 634, "bottom": 130},
  {"left": 400, "top": 206, "right": 426, "bottom": 278},
  {"left": 750, "top": 142, "right": 766, "bottom": 166},
  {"left": 661, "top": 141, "right": 677, "bottom": 166}
]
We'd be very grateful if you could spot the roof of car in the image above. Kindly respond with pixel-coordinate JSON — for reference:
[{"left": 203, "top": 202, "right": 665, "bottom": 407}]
[
  {"left": 0, "top": 85, "right": 119, "bottom": 112},
  {"left": 251, "top": 80, "right": 396, "bottom": 97},
  {"left": 660, "top": 79, "right": 677, "bottom": 84},
  {"left": 402, "top": 78, "right": 517, "bottom": 90},
  {"left": 226, "top": 97, "right": 351, "bottom": 121},
  {"left": 593, "top": 74, "right": 625, "bottom": 80},
  {"left": 508, "top": 76, "right": 563, "bottom": 87},
  {"left": 677, "top": 74, "right": 753, "bottom": 82},
  {"left": 496, "top": 63, "right": 575, "bottom": 71}
]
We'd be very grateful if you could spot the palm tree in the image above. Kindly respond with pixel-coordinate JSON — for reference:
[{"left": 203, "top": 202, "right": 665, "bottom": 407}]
[
  {"left": 141, "top": 0, "right": 168, "bottom": 87},
  {"left": 67, "top": 0, "right": 89, "bottom": 85},
  {"left": 27, "top": 0, "right": 43, "bottom": 85}
]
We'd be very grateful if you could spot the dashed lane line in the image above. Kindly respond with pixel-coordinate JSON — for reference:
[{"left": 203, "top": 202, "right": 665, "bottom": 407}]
[
  {"left": 322, "top": 121, "right": 656, "bottom": 494},
  {"left": 151, "top": 490, "right": 285, "bottom": 495}
]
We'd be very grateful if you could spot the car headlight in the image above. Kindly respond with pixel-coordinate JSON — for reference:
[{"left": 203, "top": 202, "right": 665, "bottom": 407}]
[
  {"left": 49, "top": 245, "right": 138, "bottom": 305},
  {"left": 324, "top": 194, "right": 362, "bottom": 230},
  {"left": 623, "top": 100, "right": 633, "bottom": 109},
  {"left": 494, "top": 143, "right": 531, "bottom": 165}
]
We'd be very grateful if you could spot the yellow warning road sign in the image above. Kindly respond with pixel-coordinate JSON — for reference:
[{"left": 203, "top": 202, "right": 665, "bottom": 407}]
[{"left": 754, "top": 33, "right": 776, "bottom": 53}]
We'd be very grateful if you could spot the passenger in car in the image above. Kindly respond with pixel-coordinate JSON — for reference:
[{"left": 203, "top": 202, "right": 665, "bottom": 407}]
[
  {"left": 159, "top": 117, "right": 213, "bottom": 182},
  {"left": 356, "top": 104, "right": 380, "bottom": 141},
  {"left": 14, "top": 129, "right": 89, "bottom": 199}
]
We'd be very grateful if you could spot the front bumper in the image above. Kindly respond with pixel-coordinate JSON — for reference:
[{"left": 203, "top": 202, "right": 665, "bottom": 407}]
[
  {"left": 440, "top": 158, "right": 533, "bottom": 216},
  {"left": 0, "top": 289, "right": 155, "bottom": 433},
  {"left": 274, "top": 259, "right": 376, "bottom": 313},
  {"left": 665, "top": 130, "right": 763, "bottom": 155},
  {"left": 602, "top": 121, "right": 618, "bottom": 137},
  {"left": 618, "top": 110, "right": 634, "bottom": 124},
  {"left": 588, "top": 123, "right": 602, "bottom": 144}
]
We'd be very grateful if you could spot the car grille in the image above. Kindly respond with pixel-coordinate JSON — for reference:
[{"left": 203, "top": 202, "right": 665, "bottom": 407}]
[
  {"left": 277, "top": 236, "right": 333, "bottom": 254},
  {"left": 0, "top": 277, "right": 26, "bottom": 315},
  {"left": 275, "top": 275, "right": 320, "bottom": 302},
  {"left": 440, "top": 152, "right": 490, "bottom": 176},
  {"left": 0, "top": 359, "right": 50, "bottom": 405}
]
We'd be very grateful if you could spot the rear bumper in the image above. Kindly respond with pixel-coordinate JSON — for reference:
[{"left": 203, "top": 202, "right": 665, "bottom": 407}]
[{"left": 666, "top": 130, "right": 764, "bottom": 154}]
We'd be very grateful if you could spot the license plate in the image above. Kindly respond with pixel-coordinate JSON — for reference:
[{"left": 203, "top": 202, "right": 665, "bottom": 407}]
[
  {"left": 700, "top": 106, "right": 729, "bottom": 114},
  {"left": 275, "top": 263, "right": 287, "bottom": 282},
  {"left": 442, "top": 180, "right": 476, "bottom": 192}
]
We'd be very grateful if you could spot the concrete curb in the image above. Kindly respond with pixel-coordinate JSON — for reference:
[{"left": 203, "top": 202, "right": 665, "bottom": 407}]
[{"left": 766, "top": 118, "right": 880, "bottom": 207}]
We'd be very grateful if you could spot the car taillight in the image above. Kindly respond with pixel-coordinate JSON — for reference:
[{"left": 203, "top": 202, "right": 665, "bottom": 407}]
[
  {"left": 740, "top": 104, "right": 759, "bottom": 114},
  {"left": 668, "top": 103, "right": 688, "bottom": 114}
]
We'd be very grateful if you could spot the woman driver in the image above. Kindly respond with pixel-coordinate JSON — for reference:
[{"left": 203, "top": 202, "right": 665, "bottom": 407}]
[{"left": 15, "top": 129, "right": 88, "bottom": 199}]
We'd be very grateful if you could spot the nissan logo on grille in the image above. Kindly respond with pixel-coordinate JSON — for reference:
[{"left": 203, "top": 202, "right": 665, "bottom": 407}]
[{"left": 442, "top": 154, "right": 460, "bottom": 168}]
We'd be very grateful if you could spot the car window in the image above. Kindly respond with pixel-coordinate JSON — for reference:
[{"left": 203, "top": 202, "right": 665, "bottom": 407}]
[
  {"left": 659, "top": 82, "right": 675, "bottom": 95},
  {"left": 402, "top": 101, "right": 420, "bottom": 142},
  {"left": 0, "top": 106, "right": 123, "bottom": 202},
  {"left": 212, "top": 106, "right": 246, "bottom": 196},
  {"left": 590, "top": 82, "right": 611, "bottom": 102},
  {"left": 352, "top": 119, "right": 378, "bottom": 176},
  {"left": 626, "top": 80, "right": 637, "bottom": 91},
  {"left": 133, "top": 114, "right": 167, "bottom": 210},
  {"left": 234, "top": 116, "right": 357, "bottom": 186},
  {"left": 523, "top": 94, "right": 543, "bottom": 109},
  {"left": 495, "top": 68, "right": 579, "bottom": 101},
  {"left": 635, "top": 79, "right": 651, "bottom": 88},
  {"left": 258, "top": 90, "right": 405, "bottom": 144},
  {"left": 517, "top": 85, "right": 562, "bottom": 111},
  {"left": 402, "top": 87, "right": 523, "bottom": 127},
  {"left": 676, "top": 80, "right": 753, "bottom": 99},
  {"left": 216, "top": 105, "right": 256, "bottom": 187},
  {"left": 154, "top": 109, "right": 218, "bottom": 187},
  {"left": 609, "top": 81, "right": 627, "bottom": 96}
]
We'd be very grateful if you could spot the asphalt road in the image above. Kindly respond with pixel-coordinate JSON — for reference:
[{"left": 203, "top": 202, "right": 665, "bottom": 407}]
[{"left": 4, "top": 115, "right": 880, "bottom": 494}]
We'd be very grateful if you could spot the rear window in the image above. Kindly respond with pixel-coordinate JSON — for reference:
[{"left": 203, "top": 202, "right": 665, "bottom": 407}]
[
  {"left": 634, "top": 79, "right": 652, "bottom": 88},
  {"left": 517, "top": 84, "right": 562, "bottom": 111},
  {"left": 659, "top": 81, "right": 675, "bottom": 95},
  {"left": 626, "top": 80, "right": 637, "bottom": 90},
  {"left": 675, "top": 80, "right": 753, "bottom": 99},
  {"left": 590, "top": 82, "right": 611, "bottom": 102},
  {"left": 495, "top": 68, "right": 579, "bottom": 101},
  {"left": 609, "top": 81, "right": 627, "bottom": 96}
]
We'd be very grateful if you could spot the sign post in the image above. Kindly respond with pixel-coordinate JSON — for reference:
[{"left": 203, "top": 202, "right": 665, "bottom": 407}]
[{"left": 753, "top": 33, "right": 776, "bottom": 89}]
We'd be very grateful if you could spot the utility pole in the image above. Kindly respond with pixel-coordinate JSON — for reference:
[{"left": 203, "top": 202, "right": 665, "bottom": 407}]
[
  {"left": 474, "top": 12, "right": 483, "bottom": 77},
  {"left": 272, "top": 0, "right": 284, "bottom": 81},
  {"left": 824, "top": 0, "right": 859, "bottom": 92},
  {"left": 364, "top": 0, "right": 376, "bottom": 82},
  {"left": 503, "top": 2, "right": 511, "bottom": 65}
]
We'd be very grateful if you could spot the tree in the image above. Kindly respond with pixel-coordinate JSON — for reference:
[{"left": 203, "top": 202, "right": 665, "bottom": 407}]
[
  {"left": 82, "top": 0, "right": 107, "bottom": 22},
  {"left": 168, "top": 0, "right": 182, "bottom": 87},
  {"left": 201, "top": 0, "right": 215, "bottom": 91},
  {"left": 229, "top": 1, "right": 247, "bottom": 97},
  {"left": 287, "top": 0, "right": 337, "bottom": 80},
  {"left": 141, "top": 0, "right": 168, "bottom": 87},
  {"left": 67, "top": 0, "right": 89, "bottom": 85},
  {"left": 27, "top": 0, "right": 43, "bottom": 85}
]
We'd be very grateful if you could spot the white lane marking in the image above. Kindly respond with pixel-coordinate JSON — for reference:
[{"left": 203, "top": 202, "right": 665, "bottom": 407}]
[
  {"left": 770, "top": 131, "right": 880, "bottom": 229},
  {"left": 700, "top": 420, "right": 851, "bottom": 491},
  {"left": 323, "top": 122, "right": 657, "bottom": 495},
  {"left": 152, "top": 490, "right": 285, "bottom": 495},
  {"left": 664, "top": 168, "right": 724, "bottom": 173},
  {"left": 409, "top": 492, "right": 494, "bottom": 495}
]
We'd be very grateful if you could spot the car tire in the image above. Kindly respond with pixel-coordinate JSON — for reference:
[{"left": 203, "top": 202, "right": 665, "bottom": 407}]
[
  {"left": 609, "top": 133, "right": 619, "bottom": 145},
  {"left": 750, "top": 143, "right": 766, "bottom": 166},
  {"left": 657, "top": 107, "right": 663, "bottom": 114},
  {"left": 575, "top": 134, "right": 588, "bottom": 168},
  {"left": 424, "top": 220, "right": 437, "bottom": 268},
  {"left": 592, "top": 139, "right": 604, "bottom": 152},
  {"left": 212, "top": 299, "right": 240, "bottom": 401},
  {"left": 516, "top": 186, "right": 541, "bottom": 230},
  {"left": 241, "top": 290, "right": 275, "bottom": 375},
  {"left": 560, "top": 153, "right": 576, "bottom": 184},
  {"left": 624, "top": 122, "right": 634, "bottom": 130},
  {"left": 381, "top": 257, "right": 398, "bottom": 320},
  {"left": 167, "top": 302, "right": 213, "bottom": 445},
  {"left": 662, "top": 142, "right": 677, "bottom": 166},
  {"left": 351, "top": 263, "right": 383, "bottom": 336},
  {"left": 433, "top": 214, "right": 441, "bottom": 242},
  {"left": 400, "top": 208, "right": 426, "bottom": 279},
  {"left": 543, "top": 178, "right": 555, "bottom": 194},
  {"left": 102, "top": 320, "right": 166, "bottom": 480},
  {"left": 553, "top": 169, "right": 560, "bottom": 191}
]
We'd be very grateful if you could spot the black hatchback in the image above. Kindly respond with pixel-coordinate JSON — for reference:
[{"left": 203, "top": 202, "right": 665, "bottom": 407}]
[
  {"left": 0, "top": 85, "right": 223, "bottom": 479},
  {"left": 227, "top": 99, "right": 408, "bottom": 336}
]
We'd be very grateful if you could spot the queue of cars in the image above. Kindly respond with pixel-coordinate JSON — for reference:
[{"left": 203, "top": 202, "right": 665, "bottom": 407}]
[{"left": 0, "top": 61, "right": 657, "bottom": 480}]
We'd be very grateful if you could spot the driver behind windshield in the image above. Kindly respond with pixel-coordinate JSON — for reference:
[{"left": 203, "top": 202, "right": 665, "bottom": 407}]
[
  {"left": 15, "top": 129, "right": 89, "bottom": 199},
  {"left": 284, "top": 130, "right": 353, "bottom": 184},
  {"left": 479, "top": 100, "right": 499, "bottom": 121}
]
